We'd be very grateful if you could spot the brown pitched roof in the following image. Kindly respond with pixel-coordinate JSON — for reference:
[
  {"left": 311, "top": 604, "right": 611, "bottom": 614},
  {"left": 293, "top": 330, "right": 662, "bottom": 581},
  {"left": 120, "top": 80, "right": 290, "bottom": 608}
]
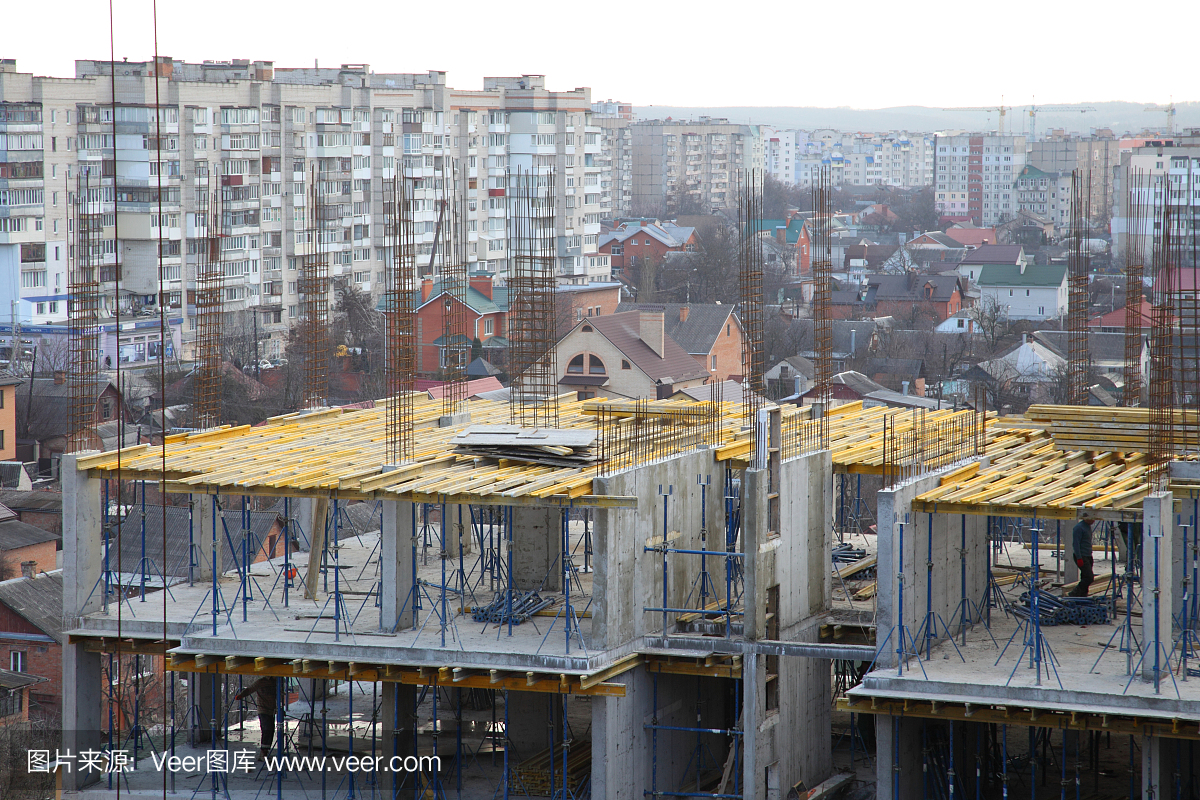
[{"left": 583, "top": 312, "right": 709, "bottom": 383}]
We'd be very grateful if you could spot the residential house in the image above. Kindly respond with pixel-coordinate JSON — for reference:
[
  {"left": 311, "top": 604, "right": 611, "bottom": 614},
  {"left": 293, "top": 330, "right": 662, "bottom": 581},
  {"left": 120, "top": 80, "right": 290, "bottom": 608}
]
[
  {"left": 0, "top": 668, "right": 40, "bottom": 724},
  {"left": 959, "top": 245, "right": 1067, "bottom": 320},
  {"left": 966, "top": 336, "right": 1065, "bottom": 406},
  {"left": 552, "top": 310, "right": 709, "bottom": 400},
  {"left": 16, "top": 375, "right": 127, "bottom": 460},
  {"left": 801, "top": 370, "right": 942, "bottom": 410},
  {"left": 863, "top": 357, "right": 927, "bottom": 396},
  {"left": 796, "top": 215, "right": 852, "bottom": 275},
  {"left": 555, "top": 282, "right": 624, "bottom": 335},
  {"left": 671, "top": 380, "right": 767, "bottom": 407},
  {"left": 415, "top": 276, "right": 509, "bottom": 375},
  {"left": 935, "top": 309, "right": 978, "bottom": 335},
  {"left": 764, "top": 356, "right": 815, "bottom": 400},
  {"left": 864, "top": 273, "right": 966, "bottom": 324},
  {"left": 1033, "top": 330, "right": 1147, "bottom": 392},
  {"left": 599, "top": 222, "right": 697, "bottom": 283},
  {"left": 1088, "top": 299, "right": 1152, "bottom": 333},
  {"left": 0, "top": 374, "right": 19, "bottom": 462},
  {"left": 943, "top": 225, "right": 998, "bottom": 248},
  {"left": 843, "top": 244, "right": 900, "bottom": 273},
  {"left": 110, "top": 505, "right": 287, "bottom": 581},
  {"left": 0, "top": 503, "right": 58, "bottom": 577},
  {"left": 0, "top": 490, "right": 61, "bottom": 537},
  {"left": 0, "top": 571, "right": 61, "bottom": 719},
  {"left": 616, "top": 302, "right": 745, "bottom": 382}
]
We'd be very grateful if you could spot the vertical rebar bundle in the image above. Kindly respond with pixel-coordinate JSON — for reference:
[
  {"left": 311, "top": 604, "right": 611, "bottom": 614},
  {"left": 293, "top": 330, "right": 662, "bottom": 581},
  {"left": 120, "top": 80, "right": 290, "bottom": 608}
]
[
  {"left": 1067, "top": 170, "right": 1091, "bottom": 405},
  {"left": 68, "top": 167, "right": 102, "bottom": 452},
  {"left": 738, "top": 170, "right": 765, "bottom": 454},
  {"left": 507, "top": 168, "right": 559, "bottom": 428},
  {"left": 1148, "top": 192, "right": 1175, "bottom": 484},
  {"left": 193, "top": 176, "right": 224, "bottom": 430},
  {"left": 300, "top": 164, "right": 331, "bottom": 409},
  {"left": 1123, "top": 168, "right": 1148, "bottom": 406},
  {"left": 385, "top": 174, "right": 418, "bottom": 464},
  {"left": 439, "top": 162, "right": 469, "bottom": 419},
  {"left": 811, "top": 166, "right": 834, "bottom": 447}
]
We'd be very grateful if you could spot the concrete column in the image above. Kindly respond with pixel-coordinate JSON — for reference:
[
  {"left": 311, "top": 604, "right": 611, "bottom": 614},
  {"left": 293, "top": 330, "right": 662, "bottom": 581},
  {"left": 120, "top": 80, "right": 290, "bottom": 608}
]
[
  {"left": 380, "top": 500, "right": 415, "bottom": 631},
  {"left": 304, "top": 497, "right": 330, "bottom": 600},
  {"left": 381, "top": 683, "right": 417, "bottom": 762},
  {"left": 505, "top": 690, "right": 561, "bottom": 758},
  {"left": 192, "top": 671, "right": 220, "bottom": 744},
  {"left": 62, "top": 453, "right": 104, "bottom": 789},
  {"left": 1142, "top": 492, "right": 1176, "bottom": 683},
  {"left": 742, "top": 653, "right": 758, "bottom": 800},
  {"left": 192, "top": 494, "right": 217, "bottom": 581},
  {"left": 1063, "top": 518, "right": 1080, "bottom": 586},
  {"left": 742, "top": 469, "right": 768, "bottom": 640},
  {"left": 874, "top": 714, "right": 923, "bottom": 800},
  {"left": 442, "top": 504, "right": 473, "bottom": 556},
  {"left": 512, "top": 506, "right": 562, "bottom": 592},
  {"left": 1142, "top": 734, "right": 1181, "bottom": 799}
]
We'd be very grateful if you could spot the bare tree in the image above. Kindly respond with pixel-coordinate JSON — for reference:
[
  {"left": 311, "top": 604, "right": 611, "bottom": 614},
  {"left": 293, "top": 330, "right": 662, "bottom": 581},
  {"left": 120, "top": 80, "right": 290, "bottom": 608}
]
[{"left": 972, "top": 294, "right": 1011, "bottom": 351}]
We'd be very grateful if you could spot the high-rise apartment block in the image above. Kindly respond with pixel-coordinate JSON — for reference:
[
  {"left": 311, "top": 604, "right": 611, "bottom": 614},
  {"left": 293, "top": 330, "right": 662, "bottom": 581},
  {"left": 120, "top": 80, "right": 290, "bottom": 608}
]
[
  {"left": 933, "top": 133, "right": 1027, "bottom": 226},
  {"left": 0, "top": 59, "right": 610, "bottom": 361},
  {"left": 1026, "top": 132, "right": 1118, "bottom": 221},
  {"left": 761, "top": 128, "right": 934, "bottom": 189},
  {"left": 1113, "top": 135, "right": 1200, "bottom": 269},
  {"left": 591, "top": 100, "right": 633, "bottom": 220},
  {"left": 629, "top": 118, "right": 763, "bottom": 215}
]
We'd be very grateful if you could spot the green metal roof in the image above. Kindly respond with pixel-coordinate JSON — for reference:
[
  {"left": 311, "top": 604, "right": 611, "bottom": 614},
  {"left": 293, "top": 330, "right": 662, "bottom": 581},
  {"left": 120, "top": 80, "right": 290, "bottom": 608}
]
[{"left": 977, "top": 262, "right": 1067, "bottom": 287}]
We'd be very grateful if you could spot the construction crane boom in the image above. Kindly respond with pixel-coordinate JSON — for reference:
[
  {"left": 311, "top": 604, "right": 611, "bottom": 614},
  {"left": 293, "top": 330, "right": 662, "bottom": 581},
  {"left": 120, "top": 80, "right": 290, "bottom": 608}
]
[
  {"left": 1025, "top": 103, "right": 1097, "bottom": 142},
  {"left": 1144, "top": 100, "right": 1177, "bottom": 136},
  {"left": 944, "top": 99, "right": 1008, "bottom": 135}
]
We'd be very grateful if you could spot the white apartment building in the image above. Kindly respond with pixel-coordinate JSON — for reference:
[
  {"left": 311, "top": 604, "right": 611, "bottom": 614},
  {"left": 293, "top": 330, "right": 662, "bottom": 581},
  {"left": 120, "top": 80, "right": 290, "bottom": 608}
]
[
  {"left": 591, "top": 100, "right": 633, "bottom": 219},
  {"left": 934, "top": 133, "right": 1026, "bottom": 227},
  {"left": 629, "top": 118, "right": 762, "bottom": 215},
  {"left": 763, "top": 128, "right": 798, "bottom": 184},
  {"left": 792, "top": 131, "right": 933, "bottom": 188},
  {"left": 0, "top": 59, "right": 610, "bottom": 363},
  {"left": 1113, "top": 135, "right": 1200, "bottom": 270}
]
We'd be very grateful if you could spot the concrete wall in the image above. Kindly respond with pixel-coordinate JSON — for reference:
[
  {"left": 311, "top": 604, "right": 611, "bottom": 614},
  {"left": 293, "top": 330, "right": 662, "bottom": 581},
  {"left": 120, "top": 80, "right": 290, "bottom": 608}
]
[
  {"left": 742, "top": 450, "right": 835, "bottom": 796},
  {"left": 591, "top": 448, "right": 724, "bottom": 651},
  {"left": 592, "top": 667, "right": 735, "bottom": 799},
  {"left": 512, "top": 506, "right": 563, "bottom": 592},
  {"left": 876, "top": 468, "right": 988, "bottom": 666}
]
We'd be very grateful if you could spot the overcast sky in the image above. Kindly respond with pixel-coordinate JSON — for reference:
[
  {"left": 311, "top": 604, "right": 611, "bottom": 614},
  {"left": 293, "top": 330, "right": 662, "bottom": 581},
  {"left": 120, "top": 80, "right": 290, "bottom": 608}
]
[{"left": 7, "top": 0, "right": 1196, "bottom": 109}]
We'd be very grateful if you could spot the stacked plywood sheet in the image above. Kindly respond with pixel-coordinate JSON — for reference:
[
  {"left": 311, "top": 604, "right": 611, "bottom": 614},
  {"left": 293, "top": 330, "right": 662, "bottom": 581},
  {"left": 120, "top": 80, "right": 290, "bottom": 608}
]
[{"left": 451, "top": 425, "right": 599, "bottom": 467}]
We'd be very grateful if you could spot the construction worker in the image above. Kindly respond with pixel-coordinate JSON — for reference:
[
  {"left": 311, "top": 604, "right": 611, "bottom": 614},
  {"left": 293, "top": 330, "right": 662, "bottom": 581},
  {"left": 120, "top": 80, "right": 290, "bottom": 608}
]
[
  {"left": 235, "top": 676, "right": 279, "bottom": 759},
  {"left": 1068, "top": 516, "right": 1095, "bottom": 598}
]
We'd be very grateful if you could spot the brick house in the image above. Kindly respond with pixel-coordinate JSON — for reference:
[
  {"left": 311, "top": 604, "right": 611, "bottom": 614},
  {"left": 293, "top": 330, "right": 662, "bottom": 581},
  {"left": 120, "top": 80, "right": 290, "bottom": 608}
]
[
  {"left": 0, "top": 571, "right": 62, "bottom": 719},
  {"left": 599, "top": 222, "right": 696, "bottom": 286},
  {"left": 0, "top": 502, "right": 58, "bottom": 576},
  {"left": 16, "top": 376, "right": 127, "bottom": 459},
  {"left": 111, "top": 505, "right": 287, "bottom": 580},
  {"left": 0, "top": 373, "right": 20, "bottom": 461},
  {"left": 865, "top": 273, "right": 967, "bottom": 323},
  {"left": 414, "top": 276, "right": 509, "bottom": 375},
  {"left": 0, "top": 669, "right": 39, "bottom": 724},
  {"left": 0, "top": 490, "right": 61, "bottom": 537},
  {"left": 617, "top": 302, "right": 745, "bottom": 382},
  {"left": 551, "top": 310, "right": 709, "bottom": 400},
  {"left": 554, "top": 282, "right": 624, "bottom": 336}
]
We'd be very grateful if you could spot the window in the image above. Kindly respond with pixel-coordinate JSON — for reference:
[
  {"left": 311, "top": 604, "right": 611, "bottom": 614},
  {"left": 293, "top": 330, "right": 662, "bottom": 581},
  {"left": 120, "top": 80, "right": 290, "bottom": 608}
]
[
  {"left": 621, "top": 359, "right": 631, "bottom": 370},
  {"left": 484, "top": 318, "right": 494, "bottom": 336},
  {"left": 1009, "top": 289, "right": 1014, "bottom": 296},
  {"left": 0, "top": 688, "right": 20, "bottom": 718},
  {"left": 726, "top": 324, "right": 731, "bottom": 337},
  {"left": 711, "top": 355, "right": 717, "bottom": 371},
  {"left": 567, "top": 354, "right": 585, "bottom": 374},
  {"left": 588, "top": 355, "right": 606, "bottom": 375},
  {"left": 10, "top": 651, "right": 25, "bottom": 672},
  {"left": 1026, "top": 289, "right": 1030, "bottom": 296}
]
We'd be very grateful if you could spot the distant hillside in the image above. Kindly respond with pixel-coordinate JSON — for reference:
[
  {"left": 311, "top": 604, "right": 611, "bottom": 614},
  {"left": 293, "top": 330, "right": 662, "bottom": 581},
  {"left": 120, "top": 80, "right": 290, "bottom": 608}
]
[{"left": 631, "top": 102, "right": 1200, "bottom": 137}]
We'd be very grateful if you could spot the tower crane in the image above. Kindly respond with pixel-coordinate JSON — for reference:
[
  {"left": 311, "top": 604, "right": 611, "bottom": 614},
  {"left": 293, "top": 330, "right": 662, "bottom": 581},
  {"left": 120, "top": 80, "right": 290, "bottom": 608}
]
[
  {"left": 944, "top": 99, "right": 1008, "bottom": 135},
  {"left": 1026, "top": 103, "right": 1096, "bottom": 142},
  {"left": 1144, "top": 100, "right": 1177, "bottom": 136}
]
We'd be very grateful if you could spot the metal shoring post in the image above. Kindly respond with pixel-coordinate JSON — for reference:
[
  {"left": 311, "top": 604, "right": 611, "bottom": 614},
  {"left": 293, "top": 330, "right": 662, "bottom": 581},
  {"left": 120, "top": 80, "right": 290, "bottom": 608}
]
[
  {"left": 659, "top": 484, "right": 673, "bottom": 637},
  {"left": 212, "top": 494, "right": 219, "bottom": 636},
  {"left": 975, "top": 723, "right": 982, "bottom": 800},
  {"left": 276, "top": 676, "right": 286, "bottom": 800},
  {"left": 1029, "top": 726, "right": 1036, "bottom": 800},
  {"left": 242, "top": 532, "right": 248, "bottom": 622},
  {"left": 1001, "top": 724, "right": 1008, "bottom": 800},
  {"left": 189, "top": 494, "right": 195, "bottom": 586},
  {"left": 948, "top": 719, "right": 956, "bottom": 800},
  {"left": 103, "top": 481, "right": 111, "bottom": 612},
  {"left": 506, "top": 506, "right": 514, "bottom": 638},
  {"left": 334, "top": 499, "right": 342, "bottom": 641},
  {"left": 650, "top": 669, "right": 659, "bottom": 800},
  {"left": 140, "top": 480, "right": 147, "bottom": 601},
  {"left": 563, "top": 506, "right": 571, "bottom": 654},
  {"left": 348, "top": 668, "right": 356, "bottom": 800},
  {"left": 441, "top": 500, "right": 448, "bottom": 648},
  {"left": 922, "top": 719, "right": 929, "bottom": 799},
  {"left": 892, "top": 716, "right": 900, "bottom": 800},
  {"left": 725, "top": 468, "right": 735, "bottom": 637},
  {"left": 1193, "top": 499, "right": 1198, "bottom": 622},
  {"left": 584, "top": 509, "right": 592, "bottom": 574},
  {"left": 458, "top": 505, "right": 466, "bottom": 615},
  {"left": 133, "top": 653, "right": 141, "bottom": 761},
  {"left": 283, "top": 497, "right": 290, "bottom": 608},
  {"left": 106, "top": 653, "right": 114, "bottom": 790},
  {"left": 559, "top": 693, "right": 569, "bottom": 800},
  {"left": 1181, "top": 517, "right": 1193, "bottom": 681},
  {"left": 502, "top": 690, "right": 510, "bottom": 800},
  {"left": 412, "top": 502, "right": 420, "bottom": 630},
  {"left": 698, "top": 475, "right": 712, "bottom": 613}
]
